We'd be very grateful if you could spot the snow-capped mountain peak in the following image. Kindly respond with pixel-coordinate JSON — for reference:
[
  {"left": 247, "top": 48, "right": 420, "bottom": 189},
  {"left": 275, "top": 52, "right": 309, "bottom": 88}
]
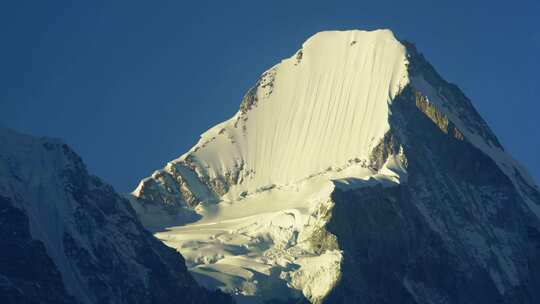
[
  {"left": 134, "top": 29, "right": 410, "bottom": 204},
  {"left": 130, "top": 29, "right": 540, "bottom": 303}
]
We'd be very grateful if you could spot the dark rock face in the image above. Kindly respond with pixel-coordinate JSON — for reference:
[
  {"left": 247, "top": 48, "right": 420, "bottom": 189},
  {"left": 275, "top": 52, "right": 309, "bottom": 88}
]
[
  {"left": 403, "top": 41, "right": 502, "bottom": 150},
  {"left": 0, "top": 195, "right": 76, "bottom": 304},
  {"left": 323, "top": 82, "right": 540, "bottom": 303},
  {"left": 0, "top": 130, "right": 233, "bottom": 304}
]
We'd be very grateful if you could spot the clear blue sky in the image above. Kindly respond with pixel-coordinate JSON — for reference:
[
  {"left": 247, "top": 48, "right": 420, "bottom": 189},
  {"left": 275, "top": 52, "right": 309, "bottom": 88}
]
[{"left": 1, "top": 0, "right": 538, "bottom": 192}]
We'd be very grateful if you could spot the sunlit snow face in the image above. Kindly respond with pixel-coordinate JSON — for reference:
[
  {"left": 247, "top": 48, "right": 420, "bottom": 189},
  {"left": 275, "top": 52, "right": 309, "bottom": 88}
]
[
  {"left": 130, "top": 30, "right": 413, "bottom": 302},
  {"left": 180, "top": 30, "right": 409, "bottom": 198}
]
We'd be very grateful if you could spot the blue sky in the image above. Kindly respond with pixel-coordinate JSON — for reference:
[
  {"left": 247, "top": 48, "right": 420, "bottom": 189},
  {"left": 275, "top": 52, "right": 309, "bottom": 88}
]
[{"left": 1, "top": 0, "right": 538, "bottom": 192}]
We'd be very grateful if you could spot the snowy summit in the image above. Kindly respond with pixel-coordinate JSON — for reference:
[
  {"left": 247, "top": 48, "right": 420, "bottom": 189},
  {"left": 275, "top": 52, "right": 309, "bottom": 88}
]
[
  {"left": 129, "top": 29, "right": 540, "bottom": 304},
  {"left": 135, "top": 29, "right": 409, "bottom": 201}
]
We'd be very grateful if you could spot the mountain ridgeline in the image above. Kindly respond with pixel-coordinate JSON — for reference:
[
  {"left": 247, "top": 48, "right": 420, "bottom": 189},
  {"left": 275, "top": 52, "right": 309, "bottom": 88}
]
[
  {"left": 1, "top": 29, "right": 539, "bottom": 304},
  {"left": 0, "top": 129, "right": 233, "bottom": 304},
  {"left": 325, "top": 45, "right": 540, "bottom": 303},
  {"left": 131, "top": 30, "right": 540, "bottom": 303}
]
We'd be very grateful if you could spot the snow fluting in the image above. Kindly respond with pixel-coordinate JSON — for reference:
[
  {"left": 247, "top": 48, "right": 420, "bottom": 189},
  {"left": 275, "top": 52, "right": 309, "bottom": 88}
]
[{"left": 130, "top": 29, "right": 540, "bottom": 303}]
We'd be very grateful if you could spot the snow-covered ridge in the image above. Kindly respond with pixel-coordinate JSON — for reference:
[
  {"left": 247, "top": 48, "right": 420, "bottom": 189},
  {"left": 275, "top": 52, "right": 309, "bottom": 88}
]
[
  {"left": 0, "top": 128, "right": 230, "bottom": 304},
  {"left": 131, "top": 29, "right": 539, "bottom": 303},
  {"left": 405, "top": 43, "right": 540, "bottom": 217},
  {"left": 130, "top": 29, "right": 413, "bottom": 303},
  {"left": 133, "top": 29, "right": 410, "bottom": 204},
  {"left": 0, "top": 128, "right": 89, "bottom": 301}
]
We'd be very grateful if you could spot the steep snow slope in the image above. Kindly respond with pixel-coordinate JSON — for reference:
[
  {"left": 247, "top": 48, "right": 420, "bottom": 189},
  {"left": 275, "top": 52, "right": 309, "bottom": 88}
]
[
  {"left": 133, "top": 29, "right": 409, "bottom": 206},
  {"left": 132, "top": 29, "right": 540, "bottom": 303},
  {"left": 132, "top": 29, "right": 411, "bottom": 303},
  {"left": 0, "top": 128, "right": 232, "bottom": 304}
]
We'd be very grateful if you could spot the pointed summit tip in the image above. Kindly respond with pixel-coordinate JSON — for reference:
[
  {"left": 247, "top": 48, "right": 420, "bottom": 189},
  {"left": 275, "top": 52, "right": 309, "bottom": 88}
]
[{"left": 302, "top": 28, "right": 401, "bottom": 48}]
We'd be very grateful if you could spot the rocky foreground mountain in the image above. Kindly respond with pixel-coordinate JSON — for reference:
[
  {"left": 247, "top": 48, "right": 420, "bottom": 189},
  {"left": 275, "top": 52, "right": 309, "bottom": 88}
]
[
  {"left": 130, "top": 29, "right": 540, "bottom": 303},
  {"left": 0, "top": 128, "right": 232, "bottom": 303}
]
